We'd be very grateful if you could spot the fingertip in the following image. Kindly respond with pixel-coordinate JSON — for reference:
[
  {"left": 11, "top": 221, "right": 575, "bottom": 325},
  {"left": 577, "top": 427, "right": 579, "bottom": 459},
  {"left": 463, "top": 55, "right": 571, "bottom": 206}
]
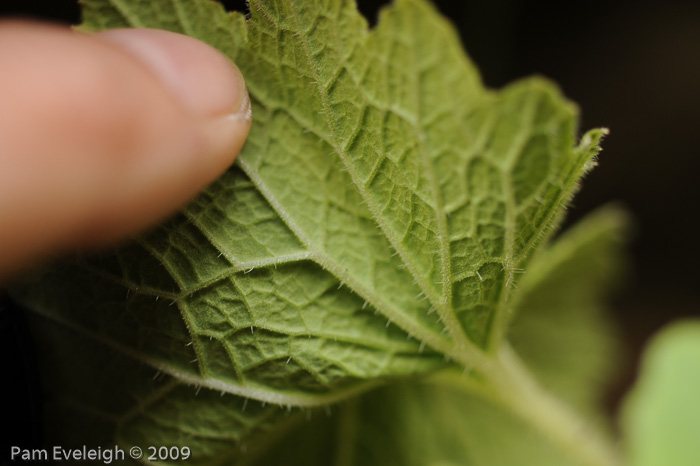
[
  {"left": 95, "top": 28, "right": 249, "bottom": 119},
  {"left": 0, "top": 23, "right": 252, "bottom": 279},
  {"left": 74, "top": 28, "right": 254, "bottom": 245}
]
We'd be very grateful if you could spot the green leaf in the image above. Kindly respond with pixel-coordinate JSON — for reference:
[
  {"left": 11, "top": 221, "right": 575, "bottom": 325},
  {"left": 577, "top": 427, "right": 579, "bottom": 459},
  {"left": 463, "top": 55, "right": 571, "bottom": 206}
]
[
  {"left": 510, "top": 205, "right": 628, "bottom": 415},
  {"left": 26, "top": 314, "right": 297, "bottom": 465},
  {"left": 24, "top": 0, "right": 604, "bottom": 393},
  {"left": 621, "top": 320, "right": 700, "bottom": 466},
  {"left": 250, "top": 382, "right": 583, "bottom": 466},
  {"left": 9, "top": 0, "right": 625, "bottom": 464}
]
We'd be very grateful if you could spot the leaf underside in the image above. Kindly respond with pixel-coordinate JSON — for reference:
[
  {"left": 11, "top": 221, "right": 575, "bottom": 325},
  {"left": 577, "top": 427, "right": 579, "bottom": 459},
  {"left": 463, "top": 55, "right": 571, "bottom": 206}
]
[
  {"left": 622, "top": 321, "right": 700, "bottom": 466},
  {"left": 11, "top": 0, "right": 627, "bottom": 464}
]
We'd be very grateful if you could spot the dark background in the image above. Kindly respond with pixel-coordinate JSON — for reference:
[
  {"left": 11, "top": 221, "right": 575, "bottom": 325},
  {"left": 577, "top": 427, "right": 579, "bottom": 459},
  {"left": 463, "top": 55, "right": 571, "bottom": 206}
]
[{"left": 1, "top": 0, "right": 698, "bottom": 453}]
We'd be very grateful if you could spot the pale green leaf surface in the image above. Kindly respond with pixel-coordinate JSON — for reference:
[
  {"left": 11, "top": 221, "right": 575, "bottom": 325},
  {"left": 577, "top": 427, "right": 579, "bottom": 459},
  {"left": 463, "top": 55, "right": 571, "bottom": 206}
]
[
  {"left": 17, "top": 207, "right": 442, "bottom": 403},
  {"left": 75, "top": 0, "right": 604, "bottom": 362},
  {"left": 233, "top": 0, "right": 604, "bottom": 350},
  {"left": 10, "top": 0, "right": 619, "bottom": 463},
  {"left": 510, "top": 205, "right": 628, "bottom": 414},
  {"left": 248, "top": 382, "right": 585, "bottom": 466},
  {"left": 622, "top": 320, "right": 700, "bottom": 466},
  {"left": 17, "top": 207, "right": 627, "bottom": 464}
]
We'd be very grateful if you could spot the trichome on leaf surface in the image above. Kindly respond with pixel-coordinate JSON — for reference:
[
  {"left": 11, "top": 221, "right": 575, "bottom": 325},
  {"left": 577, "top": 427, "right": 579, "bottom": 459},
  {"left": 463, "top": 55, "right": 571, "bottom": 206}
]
[{"left": 9, "top": 0, "right": 700, "bottom": 465}]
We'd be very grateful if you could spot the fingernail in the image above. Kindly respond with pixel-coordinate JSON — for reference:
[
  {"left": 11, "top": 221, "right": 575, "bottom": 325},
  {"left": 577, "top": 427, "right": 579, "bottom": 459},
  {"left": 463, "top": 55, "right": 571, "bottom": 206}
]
[{"left": 96, "top": 28, "right": 249, "bottom": 119}]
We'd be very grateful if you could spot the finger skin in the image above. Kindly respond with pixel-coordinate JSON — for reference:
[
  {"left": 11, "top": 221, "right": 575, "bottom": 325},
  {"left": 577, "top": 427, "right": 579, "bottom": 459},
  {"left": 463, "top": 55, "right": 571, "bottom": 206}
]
[{"left": 0, "top": 22, "right": 251, "bottom": 279}]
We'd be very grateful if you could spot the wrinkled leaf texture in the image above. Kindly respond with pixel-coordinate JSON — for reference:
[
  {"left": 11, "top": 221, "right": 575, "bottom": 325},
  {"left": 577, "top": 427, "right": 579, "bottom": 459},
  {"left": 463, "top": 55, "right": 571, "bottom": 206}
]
[{"left": 11, "top": 0, "right": 627, "bottom": 464}]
